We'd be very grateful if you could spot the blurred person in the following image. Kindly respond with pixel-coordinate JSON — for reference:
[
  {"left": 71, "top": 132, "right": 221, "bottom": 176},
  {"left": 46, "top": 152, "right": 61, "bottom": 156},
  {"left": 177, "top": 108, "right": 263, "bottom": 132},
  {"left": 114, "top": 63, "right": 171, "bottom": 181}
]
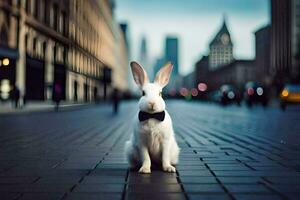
[
  {"left": 112, "top": 88, "right": 120, "bottom": 114},
  {"left": 53, "top": 83, "right": 62, "bottom": 111},
  {"left": 10, "top": 85, "right": 20, "bottom": 109}
]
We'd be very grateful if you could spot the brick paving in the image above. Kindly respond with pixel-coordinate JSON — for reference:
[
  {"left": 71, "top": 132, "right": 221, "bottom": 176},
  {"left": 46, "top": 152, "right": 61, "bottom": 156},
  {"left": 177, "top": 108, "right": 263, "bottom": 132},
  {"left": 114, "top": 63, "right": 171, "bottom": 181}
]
[{"left": 0, "top": 100, "right": 300, "bottom": 200}]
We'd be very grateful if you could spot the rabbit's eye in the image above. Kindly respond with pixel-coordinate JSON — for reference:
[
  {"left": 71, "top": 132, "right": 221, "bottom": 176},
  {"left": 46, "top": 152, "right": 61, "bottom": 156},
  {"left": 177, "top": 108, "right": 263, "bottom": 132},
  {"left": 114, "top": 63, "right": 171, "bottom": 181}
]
[
  {"left": 159, "top": 92, "right": 162, "bottom": 96},
  {"left": 142, "top": 91, "right": 145, "bottom": 96}
]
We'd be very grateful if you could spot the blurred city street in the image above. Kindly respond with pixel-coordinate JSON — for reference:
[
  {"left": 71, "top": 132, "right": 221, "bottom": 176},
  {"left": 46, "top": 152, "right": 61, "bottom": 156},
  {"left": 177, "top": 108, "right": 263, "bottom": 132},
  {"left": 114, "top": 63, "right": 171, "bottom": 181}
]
[{"left": 0, "top": 100, "right": 300, "bottom": 200}]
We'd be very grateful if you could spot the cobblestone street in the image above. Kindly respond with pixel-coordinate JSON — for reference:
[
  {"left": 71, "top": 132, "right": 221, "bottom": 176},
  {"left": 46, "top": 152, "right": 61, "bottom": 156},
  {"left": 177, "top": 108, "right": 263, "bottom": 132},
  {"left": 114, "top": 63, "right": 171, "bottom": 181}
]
[{"left": 0, "top": 101, "right": 300, "bottom": 200}]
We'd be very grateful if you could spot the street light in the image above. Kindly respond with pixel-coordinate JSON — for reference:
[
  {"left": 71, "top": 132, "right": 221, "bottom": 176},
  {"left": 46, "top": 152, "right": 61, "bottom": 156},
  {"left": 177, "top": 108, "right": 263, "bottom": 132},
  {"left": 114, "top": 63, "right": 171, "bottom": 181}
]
[{"left": 2, "top": 58, "right": 9, "bottom": 66}]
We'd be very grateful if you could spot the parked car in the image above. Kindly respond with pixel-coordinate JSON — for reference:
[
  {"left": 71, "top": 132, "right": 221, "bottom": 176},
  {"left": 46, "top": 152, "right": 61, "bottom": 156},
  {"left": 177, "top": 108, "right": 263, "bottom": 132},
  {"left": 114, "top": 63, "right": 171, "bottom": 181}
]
[
  {"left": 244, "top": 82, "right": 268, "bottom": 106},
  {"left": 220, "top": 84, "right": 241, "bottom": 105},
  {"left": 280, "top": 84, "right": 300, "bottom": 110}
]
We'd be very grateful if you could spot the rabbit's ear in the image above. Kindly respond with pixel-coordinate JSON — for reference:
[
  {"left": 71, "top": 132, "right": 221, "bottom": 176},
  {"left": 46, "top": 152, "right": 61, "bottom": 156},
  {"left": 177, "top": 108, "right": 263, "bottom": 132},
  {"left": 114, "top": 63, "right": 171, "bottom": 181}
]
[
  {"left": 130, "top": 61, "right": 149, "bottom": 88},
  {"left": 155, "top": 61, "right": 173, "bottom": 88}
]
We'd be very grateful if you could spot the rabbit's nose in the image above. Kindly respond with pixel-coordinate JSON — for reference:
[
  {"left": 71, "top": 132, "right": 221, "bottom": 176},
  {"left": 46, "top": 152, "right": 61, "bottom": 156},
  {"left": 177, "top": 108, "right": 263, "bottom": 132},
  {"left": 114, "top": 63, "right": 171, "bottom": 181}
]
[{"left": 148, "top": 102, "right": 155, "bottom": 108}]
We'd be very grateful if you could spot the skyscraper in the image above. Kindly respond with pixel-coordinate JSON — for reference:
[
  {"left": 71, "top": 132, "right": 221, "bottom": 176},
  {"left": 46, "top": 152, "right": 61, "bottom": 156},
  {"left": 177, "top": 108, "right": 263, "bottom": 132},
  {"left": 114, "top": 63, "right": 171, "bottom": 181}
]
[
  {"left": 165, "top": 37, "right": 179, "bottom": 77},
  {"left": 291, "top": 0, "right": 300, "bottom": 81},
  {"left": 208, "top": 18, "right": 234, "bottom": 70},
  {"left": 139, "top": 36, "right": 152, "bottom": 78},
  {"left": 270, "top": 0, "right": 292, "bottom": 85},
  {"left": 255, "top": 25, "right": 271, "bottom": 86}
]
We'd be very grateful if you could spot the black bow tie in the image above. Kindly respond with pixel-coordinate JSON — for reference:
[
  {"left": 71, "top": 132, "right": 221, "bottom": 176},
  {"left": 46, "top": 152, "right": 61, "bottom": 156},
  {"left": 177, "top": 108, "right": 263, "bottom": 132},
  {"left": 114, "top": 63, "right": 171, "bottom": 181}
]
[{"left": 138, "top": 111, "right": 165, "bottom": 122}]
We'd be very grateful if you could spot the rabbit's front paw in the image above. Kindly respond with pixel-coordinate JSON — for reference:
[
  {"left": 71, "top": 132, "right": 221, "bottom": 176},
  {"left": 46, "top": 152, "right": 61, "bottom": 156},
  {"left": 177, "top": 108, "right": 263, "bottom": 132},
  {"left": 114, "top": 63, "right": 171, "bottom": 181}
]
[
  {"left": 163, "top": 165, "right": 176, "bottom": 173},
  {"left": 139, "top": 165, "right": 151, "bottom": 174}
]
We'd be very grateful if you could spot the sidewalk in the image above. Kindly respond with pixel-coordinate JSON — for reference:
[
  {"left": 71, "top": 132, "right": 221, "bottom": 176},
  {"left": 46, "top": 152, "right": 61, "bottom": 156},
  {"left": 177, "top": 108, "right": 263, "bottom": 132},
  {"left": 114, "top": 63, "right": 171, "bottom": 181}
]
[
  {"left": 0, "top": 101, "right": 299, "bottom": 200},
  {"left": 0, "top": 101, "right": 91, "bottom": 114}
]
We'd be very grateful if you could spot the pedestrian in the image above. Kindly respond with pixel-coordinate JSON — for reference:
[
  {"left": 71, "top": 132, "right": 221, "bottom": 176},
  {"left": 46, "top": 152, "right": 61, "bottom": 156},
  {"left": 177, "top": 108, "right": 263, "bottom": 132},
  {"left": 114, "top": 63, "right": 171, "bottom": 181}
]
[
  {"left": 15, "top": 86, "right": 20, "bottom": 109},
  {"left": 112, "top": 88, "right": 120, "bottom": 114},
  {"left": 10, "top": 85, "right": 20, "bottom": 109},
  {"left": 53, "top": 83, "right": 62, "bottom": 111}
]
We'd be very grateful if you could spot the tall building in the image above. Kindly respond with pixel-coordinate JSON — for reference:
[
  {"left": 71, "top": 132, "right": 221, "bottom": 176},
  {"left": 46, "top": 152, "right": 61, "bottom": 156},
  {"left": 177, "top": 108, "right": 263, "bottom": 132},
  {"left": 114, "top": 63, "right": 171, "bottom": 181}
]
[
  {"left": 165, "top": 36, "right": 179, "bottom": 77},
  {"left": 270, "top": 0, "right": 292, "bottom": 85},
  {"left": 255, "top": 25, "right": 271, "bottom": 86},
  {"left": 139, "top": 36, "right": 152, "bottom": 78},
  {"left": 291, "top": 0, "right": 300, "bottom": 81},
  {"left": 209, "top": 18, "right": 234, "bottom": 70},
  {"left": 0, "top": 0, "right": 128, "bottom": 102}
]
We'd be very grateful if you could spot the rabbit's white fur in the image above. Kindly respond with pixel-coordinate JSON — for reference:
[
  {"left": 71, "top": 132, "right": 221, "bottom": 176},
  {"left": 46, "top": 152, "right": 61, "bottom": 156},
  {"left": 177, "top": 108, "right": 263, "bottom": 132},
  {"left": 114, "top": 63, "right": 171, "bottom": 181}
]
[{"left": 125, "top": 61, "right": 180, "bottom": 173}]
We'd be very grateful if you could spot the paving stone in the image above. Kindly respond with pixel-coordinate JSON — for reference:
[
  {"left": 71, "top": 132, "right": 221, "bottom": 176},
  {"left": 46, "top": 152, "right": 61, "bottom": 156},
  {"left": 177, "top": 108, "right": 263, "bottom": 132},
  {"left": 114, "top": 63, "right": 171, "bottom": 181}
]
[
  {"left": 18, "top": 193, "right": 65, "bottom": 200},
  {"left": 82, "top": 175, "right": 126, "bottom": 184},
  {"left": 177, "top": 165, "right": 207, "bottom": 170},
  {"left": 286, "top": 194, "right": 300, "bottom": 200},
  {"left": 183, "top": 184, "right": 224, "bottom": 193},
  {"left": 90, "top": 169, "right": 127, "bottom": 177},
  {"left": 180, "top": 176, "right": 218, "bottom": 184},
  {"left": 125, "top": 192, "right": 186, "bottom": 200},
  {"left": 178, "top": 170, "right": 212, "bottom": 176},
  {"left": 65, "top": 193, "right": 122, "bottom": 200},
  {"left": 0, "top": 176, "right": 38, "bottom": 184},
  {"left": 0, "top": 192, "right": 22, "bottom": 200},
  {"left": 271, "top": 185, "right": 300, "bottom": 194},
  {"left": 74, "top": 184, "right": 124, "bottom": 193},
  {"left": 1, "top": 101, "right": 300, "bottom": 199},
  {"left": 232, "top": 194, "right": 283, "bottom": 200},
  {"left": 35, "top": 176, "right": 81, "bottom": 184},
  {"left": 0, "top": 184, "right": 74, "bottom": 192},
  {"left": 217, "top": 177, "right": 262, "bottom": 184},
  {"left": 224, "top": 184, "right": 271, "bottom": 193},
  {"left": 128, "top": 172, "right": 178, "bottom": 184},
  {"left": 127, "top": 183, "right": 182, "bottom": 193},
  {"left": 188, "top": 194, "right": 231, "bottom": 200}
]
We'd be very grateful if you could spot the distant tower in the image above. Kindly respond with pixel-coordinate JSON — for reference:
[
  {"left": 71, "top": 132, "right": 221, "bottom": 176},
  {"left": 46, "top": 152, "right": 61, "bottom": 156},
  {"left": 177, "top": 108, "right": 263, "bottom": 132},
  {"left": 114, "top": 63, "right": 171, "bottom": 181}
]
[
  {"left": 209, "top": 16, "right": 234, "bottom": 70},
  {"left": 139, "top": 36, "right": 152, "bottom": 78},
  {"left": 165, "top": 37, "right": 179, "bottom": 77}
]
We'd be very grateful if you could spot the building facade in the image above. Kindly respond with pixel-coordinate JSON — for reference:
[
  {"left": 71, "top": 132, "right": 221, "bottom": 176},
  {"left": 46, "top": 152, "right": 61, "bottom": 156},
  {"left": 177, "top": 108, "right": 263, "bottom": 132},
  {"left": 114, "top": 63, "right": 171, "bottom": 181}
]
[
  {"left": 165, "top": 36, "right": 179, "bottom": 77},
  {"left": 270, "top": 0, "right": 292, "bottom": 86},
  {"left": 139, "top": 36, "right": 151, "bottom": 79},
  {"left": 164, "top": 36, "right": 180, "bottom": 91},
  {"left": 0, "top": 0, "right": 128, "bottom": 102},
  {"left": 291, "top": 0, "right": 300, "bottom": 82},
  {"left": 195, "top": 55, "right": 209, "bottom": 88},
  {"left": 208, "top": 18, "right": 234, "bottom": 70},
  {"left": 207, "top": 60, "right": 256, "bottom": 91},
  {"left": 255, "top": 25, "right": 271, "bottom": 86}
]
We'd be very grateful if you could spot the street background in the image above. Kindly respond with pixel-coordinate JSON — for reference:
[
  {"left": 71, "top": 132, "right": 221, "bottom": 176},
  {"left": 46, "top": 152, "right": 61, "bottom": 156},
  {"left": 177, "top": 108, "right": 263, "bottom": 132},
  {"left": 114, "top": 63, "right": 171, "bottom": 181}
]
[{"left": 1, "top": 0, "right": 300, "bottom": 200}]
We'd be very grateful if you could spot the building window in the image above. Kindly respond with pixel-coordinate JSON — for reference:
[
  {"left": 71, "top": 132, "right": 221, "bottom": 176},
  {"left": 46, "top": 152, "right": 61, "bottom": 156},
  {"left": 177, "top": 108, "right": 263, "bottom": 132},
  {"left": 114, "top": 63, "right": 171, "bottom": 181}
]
[
  {"left": 44, "top": 0, "right": 48, "bottom": 24},
  {"left": 33, "top": 37, "right": 37, "bottom": 54},
  {"left": 24, "top": 34, "right": 28, "bottom": 52},
  {"left": 26, "top": 0, "right": 31, "bottom": 14},
  {"left": 53, "top": 4, "right": 58, "bottom": 31},
  {"left": 0, "top": 26, "right": 8, "bottom": 46},
  {"left": 53, "top": 45, "right": 57, "bottom": 63},
  {"left": 62, "top": 11, "right": 66, "bottom": 35},
  {"left": 42, "top": 42, "right": 46, "bottom": 58},
  {"left": 40, "top": 0, "right": 45, "bottom": 21},
  {"left": 34, "top": 0, "right": 39, "bottom": 18},
  {"left": 50, "top": 4, "right": 54, "bottom": 28}
]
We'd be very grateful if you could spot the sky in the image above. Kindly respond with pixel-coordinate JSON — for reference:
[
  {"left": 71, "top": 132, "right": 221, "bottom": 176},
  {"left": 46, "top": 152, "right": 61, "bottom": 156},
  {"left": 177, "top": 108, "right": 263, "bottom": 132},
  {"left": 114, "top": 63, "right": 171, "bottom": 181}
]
[{"left": 115, "top": 0, "right": 270, "bottom": 75}]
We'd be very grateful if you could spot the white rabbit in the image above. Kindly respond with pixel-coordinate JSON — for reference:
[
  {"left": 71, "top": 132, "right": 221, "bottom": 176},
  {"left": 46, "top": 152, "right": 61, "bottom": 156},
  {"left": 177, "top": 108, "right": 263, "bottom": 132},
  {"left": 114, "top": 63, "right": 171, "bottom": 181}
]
[{"left": 125, "top": 61, "right": 180, "bottom": 173}]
